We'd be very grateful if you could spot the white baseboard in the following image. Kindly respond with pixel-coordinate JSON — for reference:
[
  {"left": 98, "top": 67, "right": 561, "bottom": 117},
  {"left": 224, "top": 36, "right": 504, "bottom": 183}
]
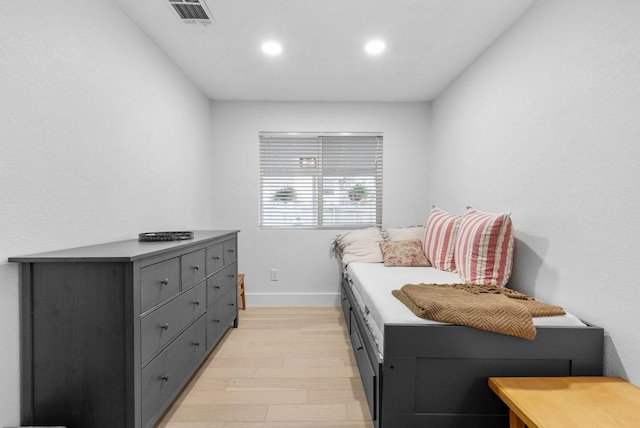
[{"left": 245, "top": 292, "right": 340, "bottom": 306}]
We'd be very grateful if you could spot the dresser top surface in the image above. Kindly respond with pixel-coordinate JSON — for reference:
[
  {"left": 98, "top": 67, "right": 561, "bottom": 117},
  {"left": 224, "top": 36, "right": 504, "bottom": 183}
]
[{"left": 9, "top": 230, "right": 239, "bottom": 263}]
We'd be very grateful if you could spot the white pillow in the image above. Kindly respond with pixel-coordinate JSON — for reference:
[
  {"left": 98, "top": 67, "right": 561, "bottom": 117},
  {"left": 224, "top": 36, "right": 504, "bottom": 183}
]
[
  {"left": 384, "top": 226, "right": 424, "bottom": 242},
  {"left": 334, "top": 227, "right": 384, "bottom": 264}
]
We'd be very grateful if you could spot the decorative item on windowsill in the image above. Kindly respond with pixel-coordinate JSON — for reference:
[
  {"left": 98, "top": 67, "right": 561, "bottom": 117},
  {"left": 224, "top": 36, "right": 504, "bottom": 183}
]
[
  {"left": 348, "top": 184, "right": 368, "bottom": 202},
  {"left": 138, "top": 231, "right": 194, "bottom": 242},
  {"left": 273, "top": 186, "right": 297, "bottom": 203}
]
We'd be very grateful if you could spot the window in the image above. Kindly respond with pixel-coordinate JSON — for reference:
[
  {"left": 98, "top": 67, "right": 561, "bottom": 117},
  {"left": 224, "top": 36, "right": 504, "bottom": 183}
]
[{"left": 259, "top": 132, "right": 383, "bottom": 229}]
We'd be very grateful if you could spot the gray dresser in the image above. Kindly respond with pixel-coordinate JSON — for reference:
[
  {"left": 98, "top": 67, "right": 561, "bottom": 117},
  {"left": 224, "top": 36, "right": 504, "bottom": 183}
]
[{"left": 10, "top": 230, "right": 239, "bottom": 428}]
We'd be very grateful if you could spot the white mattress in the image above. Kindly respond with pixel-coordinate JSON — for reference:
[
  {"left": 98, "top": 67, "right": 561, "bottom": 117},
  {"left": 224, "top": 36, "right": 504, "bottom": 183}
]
[{"left": 345, "top": 262, "right": 586, "bottom": 356}]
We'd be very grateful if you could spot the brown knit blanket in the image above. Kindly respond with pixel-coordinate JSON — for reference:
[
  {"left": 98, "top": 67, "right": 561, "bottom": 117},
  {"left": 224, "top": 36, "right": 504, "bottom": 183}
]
[{"left": 392, "top": 283, "right": 566, "bottom": 340}]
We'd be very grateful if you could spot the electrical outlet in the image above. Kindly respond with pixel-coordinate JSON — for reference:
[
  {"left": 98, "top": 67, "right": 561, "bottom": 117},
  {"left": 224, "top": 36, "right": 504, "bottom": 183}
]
[{"left": 270, "top": 269, "right": 279, "bottom": 281}]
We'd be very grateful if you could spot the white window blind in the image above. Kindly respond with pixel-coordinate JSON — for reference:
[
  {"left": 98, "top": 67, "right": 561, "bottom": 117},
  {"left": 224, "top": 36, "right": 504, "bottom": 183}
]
[{"left": 259, "top": 132, "right": 383, "bottom": 229}]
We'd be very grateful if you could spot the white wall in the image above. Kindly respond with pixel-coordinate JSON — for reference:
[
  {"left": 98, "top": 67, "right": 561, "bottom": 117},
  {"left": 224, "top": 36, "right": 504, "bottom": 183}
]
[
  {"left": 0, "top": 1, "right": 212, "bottom": 425},
  {"left": 430, "top": 0, "right": 640, "bottom": 383},
  {"left": 210, "top": 101, "right": 431, "bottom": 305}
]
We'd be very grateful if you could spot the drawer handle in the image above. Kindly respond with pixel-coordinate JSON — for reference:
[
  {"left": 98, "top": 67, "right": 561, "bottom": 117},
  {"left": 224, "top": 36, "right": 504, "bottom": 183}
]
[
  {"left": 193, "top": 342, "right": 201, "bottom": 347},
  {"left": 212, "top": 319, "right": 220, "bottom": 323},
  {"left": 212, "top": 256, "right": 220, "bottom": 260},
  {"left": 342, "top": 297, "right": 347, "bottom": 301},
  {"left": 357, "top": 345, "right": 364, "bottom": 351},
  {"left": 192, "top": 265, "right": 200, "bottom": 271},
  {"left": 193, "top": 300, "right": 200, "bottom": 306},
  {"left": 227, "top": 249, "right": 235, "bottom": 253},
  {"left": 160, "top": 375, "right": 169, "bottom": 382},
  {"left": 160, "top": 323, "right": 169, "bottom": 330},
  {"left": 213, "top": 286, "right": 221, "bottom": 290},
  {"left": 160, "top": 279, "right": 169, "bottom": 285},
  {"left": 228, "top": 303, "right": 235, "bottom": 307},
  {"left": 228, "top": 274, "right": 235, "bottom": 278}
]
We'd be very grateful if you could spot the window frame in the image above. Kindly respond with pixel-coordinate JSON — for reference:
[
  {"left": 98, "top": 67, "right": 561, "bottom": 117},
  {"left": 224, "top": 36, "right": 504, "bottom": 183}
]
[{"left": 259, "top": 131, "right": 383, "bottom": 230}]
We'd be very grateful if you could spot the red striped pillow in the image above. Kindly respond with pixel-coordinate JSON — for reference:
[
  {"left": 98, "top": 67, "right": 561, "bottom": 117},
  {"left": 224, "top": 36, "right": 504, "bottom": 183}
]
[
  {"left": 422, "top": 208, "right": 461, "bottom": 272},
  {"left": 455, "top": 209, "right": 514, "bottom": 286}
]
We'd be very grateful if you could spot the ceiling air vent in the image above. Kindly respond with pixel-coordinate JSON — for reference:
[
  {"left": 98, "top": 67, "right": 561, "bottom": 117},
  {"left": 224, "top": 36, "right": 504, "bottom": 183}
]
[{"left": 169, "top": 0, "right": 213, "bottom": 26}]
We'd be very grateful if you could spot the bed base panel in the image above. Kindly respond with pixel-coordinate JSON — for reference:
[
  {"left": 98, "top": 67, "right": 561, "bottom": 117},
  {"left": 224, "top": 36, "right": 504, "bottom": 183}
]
[
  {"left": 341, "top": 279, "right": 604, "bottom": 428},
  {"left": 383, "top": 414, "right": 508, "bottom": 428}
]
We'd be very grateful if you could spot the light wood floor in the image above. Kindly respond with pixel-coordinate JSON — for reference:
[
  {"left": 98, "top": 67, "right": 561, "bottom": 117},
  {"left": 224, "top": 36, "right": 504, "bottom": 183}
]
[{"left": 157, "top": 306, "right": 374, "bottom": 428}]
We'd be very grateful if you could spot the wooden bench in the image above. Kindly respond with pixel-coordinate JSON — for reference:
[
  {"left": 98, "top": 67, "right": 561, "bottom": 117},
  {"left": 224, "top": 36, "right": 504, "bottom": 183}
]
[{"left": 488, "top": 376, "right": 640, "bottom": 428}]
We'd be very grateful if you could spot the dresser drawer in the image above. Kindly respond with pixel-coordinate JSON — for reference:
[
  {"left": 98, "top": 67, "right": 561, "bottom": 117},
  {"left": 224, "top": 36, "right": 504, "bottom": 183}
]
[
  {"left": 141, "top": 315, "right": 206, "bottom": 428},
  {"left": 206, "top": 242, "right": 225, "bottom": 275},
  {"left": 181, "top": 248, "right": 206, "bottom": 290},
  {"left": 140, "top": 257, "right": 180, "bottom": 314},
  {"left": 206, "top": 289, "right": 237, "bottom": 350},
  {"left": 223, "top": 239, "right": 237, "bottom": 264},
  {"left": 206, "top": 263, "right": 237, "bottom": 307},
  {"left": 141, "top": 282, "right": 206, "bottom": 363}
]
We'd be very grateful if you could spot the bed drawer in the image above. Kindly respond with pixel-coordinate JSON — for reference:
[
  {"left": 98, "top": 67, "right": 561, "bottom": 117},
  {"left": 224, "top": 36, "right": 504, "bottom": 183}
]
[
  {"left": 206, "top": 289, "right": 236, "bottom": 350},
  {"left": 206, "top": 263, "right": 237, "bottom": 307},
  {"left": 350, "top": 311, "right": 376, "bottom": 420},
  {"left": 141, "top": 315, "right": 206, "bottom": 428},
  {"left": 141, "top": 282, "right": 206, "bottom": 363},
  {"left": 140, "top": 257, "right": 180, "bottom": 314},
  {"left": 181, "top": 248, "right": 206, "bottom": 290},
  {"left": 341, "top": 285, "right": 351, "bottom": 334}
]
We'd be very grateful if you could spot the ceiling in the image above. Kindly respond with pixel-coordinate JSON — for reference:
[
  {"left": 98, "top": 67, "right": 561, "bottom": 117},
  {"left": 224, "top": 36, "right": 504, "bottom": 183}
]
[{"left": 113, "top": 0, "right": 535, "bottom": 102}]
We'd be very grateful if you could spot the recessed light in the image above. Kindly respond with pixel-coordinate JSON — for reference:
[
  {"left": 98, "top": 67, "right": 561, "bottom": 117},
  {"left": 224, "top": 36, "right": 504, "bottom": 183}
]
[
  {"left": 365, "top": 39, "right": 386, "bottom": 55},
  {"left": 262, "top": 41, "right": 283, "bottom": 56}
]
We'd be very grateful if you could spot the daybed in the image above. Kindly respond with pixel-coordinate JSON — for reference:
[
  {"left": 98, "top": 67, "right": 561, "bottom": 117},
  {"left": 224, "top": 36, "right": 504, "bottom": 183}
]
[{"left": 335, "top": 210, "right": 604, "bottom": 428}]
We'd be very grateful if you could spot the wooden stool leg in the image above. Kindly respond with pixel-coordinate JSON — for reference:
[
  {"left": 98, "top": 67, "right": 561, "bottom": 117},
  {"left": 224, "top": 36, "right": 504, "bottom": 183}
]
[
  {"left": 509, "top": 409, "right": 526, "bottom": 428},
  {"left": 237, "top": 273, "right": 246, "bottom": 310}
]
